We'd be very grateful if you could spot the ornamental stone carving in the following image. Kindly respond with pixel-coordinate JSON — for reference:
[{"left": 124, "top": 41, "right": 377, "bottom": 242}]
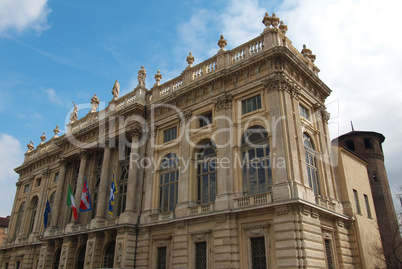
[
  {"left": 27, "top": 141, "right": 35, "bottom": 152},
  {"left": 186, "top": 52, "right": 194, "bottom": 67},
  {"left": 137, "top": 66, "right": 147, "bottom": 86},
  {"left": 154, "top": 70, "right": 162, "bottom": 86},
  {"left": 90, "top": 94, "right": 100, "bottom": 113},
  {"left": 70, "top": 101, "right": 78, "bottom": 122},
  {"left": 127, "top": 122, "right": 143, "bottom": 139},
  {"left": 262, "top": 12, "right": 280, "bottom": 29},
  {"left": 301, "top": 44, "right": 316, "bottom": 63},
  {"left": 279, "top": 20, "right": 288, "bottom": 34},
  {"left": 214, "top": 93, "right": 233, "bottom": 111},
  {"left": 53, "top": 125, "right": 60, "bottom": 138},
  {"left": 217, "top": 35, "right": 227, "bottom": 52},
  {"left": 112, "top": 80, "right": 120, "bottom": 100},
  {"left": 40, "top": 132, "right": 47, "bottom": 144}
]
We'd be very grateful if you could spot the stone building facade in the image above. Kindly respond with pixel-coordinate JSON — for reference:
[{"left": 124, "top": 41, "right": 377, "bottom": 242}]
[{"left": 0, "top": 13, "right": 387, "bottom": 269}]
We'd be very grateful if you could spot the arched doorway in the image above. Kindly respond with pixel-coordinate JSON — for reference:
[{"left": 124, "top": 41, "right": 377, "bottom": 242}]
[
  {"left": 103, "top": 241, "right": 115, "bottom": 268},
  {"left": 53, "top": 248, "right": 61, "bottom": 269},
  {"left": 76, "top": 245, "right": 86, "bottom": 269}
]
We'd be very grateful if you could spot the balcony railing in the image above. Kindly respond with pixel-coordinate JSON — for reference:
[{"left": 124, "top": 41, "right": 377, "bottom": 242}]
[
  {"left": 234, "top": 192, "right": 272, "bottom": 208},
  {"left": 189, "top": 203, "right": 215, "bottom": 215}
]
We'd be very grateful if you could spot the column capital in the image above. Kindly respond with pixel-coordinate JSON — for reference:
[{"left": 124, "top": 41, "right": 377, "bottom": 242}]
[
  {"left": 127, "top": 123, "right": 143, "bottom": 139},
  {"left": 42, "top": 168, "right": 51, "bottom": 179},
  {"left": 79, "top": 149, "right": 90, "bottom": 159},
  {"left": 214, "top": 93, "right": 233, "bottom": 111}
]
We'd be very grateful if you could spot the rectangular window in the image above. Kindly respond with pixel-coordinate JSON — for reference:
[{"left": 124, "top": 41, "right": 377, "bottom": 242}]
[
  {"left": 364, "top": 138, "right": 372, "bottom": 149},
  {"left": 251, "top": 237, "right": 267, "bottom": 269},
  {"left": 242, "top": 95, "right": 262, "bottom": 114},
  {"left": 299, "top": 105, "right": 310, "bottom": 120},
  {"left": 163, "top": 127, "right": 177, "bottom": 143},
  {"left": 324, "top": 239, "right": 334, "bottom": 269},
  {"left": 198, "top": 112, "right": 213, "bottom": 128},
  {"left": 23, "top": 184, "right": 29, "bottom": 193},
  {"left": 15, "top": 261, "right": 20, "bottom": 269},
  {"left": 35, "top": 177, "right": 41, "bottom": 187},
  {"left": 157, "top": 247, "right": 167, "bottom": 269},
  {"left": 53, "top": 172, "right": 59, "bottom": 183},
  {"left": 353, "top": 189, "right": 361, "bottom": 214},
  {"left": 195, "top": 242, "right": 207, "bottom": 269},
  {"left": 364, "top": 194, "right": 372, "bottom": 218}
]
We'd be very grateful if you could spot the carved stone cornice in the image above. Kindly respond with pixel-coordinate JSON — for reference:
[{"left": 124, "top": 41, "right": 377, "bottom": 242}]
[
  {"left": 263, "top": 72, "right": 295, "bottom": 94},
  {"left": 214, "top": 93, "right": 233, "bottom": 111},
  {"left": 182, "top": 109, "right": 192, "bottom": 122},
  {"left": 78, "top": 149, "right": 90, "bottom": 159}
]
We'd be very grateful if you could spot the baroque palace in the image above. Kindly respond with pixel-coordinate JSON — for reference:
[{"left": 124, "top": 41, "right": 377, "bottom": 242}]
[{"left": 0, "top": 12, "right": 393, "bottom": 269}]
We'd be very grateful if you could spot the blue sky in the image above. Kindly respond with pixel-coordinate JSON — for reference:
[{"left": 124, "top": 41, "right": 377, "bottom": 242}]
[{"left": 0, "top": 0, "right": 401, "bottom": 216}]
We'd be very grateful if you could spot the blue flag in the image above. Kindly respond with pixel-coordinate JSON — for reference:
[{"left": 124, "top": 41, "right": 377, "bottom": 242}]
[
  {"left": 43, "top": 198, "right": 51, "bottom": 228},
  {"left": 108, "top": 172, "right": 118, "bottom": 215}
]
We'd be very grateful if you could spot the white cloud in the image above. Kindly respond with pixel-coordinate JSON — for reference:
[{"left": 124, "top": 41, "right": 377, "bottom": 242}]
[
  {"left": 0, "top": 0, "right": 52, "bottom": 36},
  {"left": 46, "top": 88, "right": 65, "bottom": 106},
  {"left": 0, "top": 134, "right": 24, "bottom": 216}
]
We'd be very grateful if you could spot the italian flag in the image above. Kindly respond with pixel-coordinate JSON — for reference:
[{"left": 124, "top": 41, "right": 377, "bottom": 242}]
[{"left": 67, "top": 184, "right": 77, "bottom": 220}]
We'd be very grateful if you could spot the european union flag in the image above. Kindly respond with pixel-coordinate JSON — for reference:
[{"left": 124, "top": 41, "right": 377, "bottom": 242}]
[
  {"left": 108, "top": 172, "right": 118, "bottom": 215},
  {"left": 43, "top": 198, "right": 51, "bottom": 228}
]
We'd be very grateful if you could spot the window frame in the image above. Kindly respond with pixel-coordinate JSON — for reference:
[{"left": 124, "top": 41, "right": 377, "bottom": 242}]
[
  {"left": 353, "top": 189, "right": 361, "bottom": 215},
  {"left": 163, "top": 126, "right": 178, "bottom": 143},
  {"left": 303, "top": 133, "right": 320, "bottom": 197},
  {"left": 242, "top": 222, "right": 270, "bottom": 269},
  {"left": 241, "top": 94, "right": 262, "bottom": 115},
  {"left": 158, "top": 153, "right": 179, "bottom": 212},
  {"left": 364, "top": 194, "right": 372, "bottom": 218},
  {"left": 196, "top": 142, "right": 217, "bottom": 204},
  {"left": 299, "top": 105, "right": 310, "bottom": 120}
]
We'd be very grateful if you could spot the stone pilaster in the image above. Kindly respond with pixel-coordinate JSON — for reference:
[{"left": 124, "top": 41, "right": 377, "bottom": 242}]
[
  {"left": 52, "top": 158, "right": 67, "bottom": 227},
  {"left": 95, "top": 146, "right": 111, "bottom": 220},
  {"left": 214, "top": 93, "right": 234, "bottom": 211}
]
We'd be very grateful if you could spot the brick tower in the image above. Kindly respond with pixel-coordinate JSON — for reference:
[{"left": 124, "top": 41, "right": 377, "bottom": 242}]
[{"left": 334, "top": 131, "right": 402, "bottom": 268}]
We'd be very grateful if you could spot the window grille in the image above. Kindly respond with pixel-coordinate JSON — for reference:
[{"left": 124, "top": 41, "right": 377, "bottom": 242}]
[
  {"left": 164, "top": 127, "right": 177, "bottom": 143},
  {"left": 324, "top": 239, "right": 334, "bottom": 269},
  {"left": 157, "top": 247, "right": 167, "bottom": 269},
  {"left": 195, "top": 242, "right": 207, "bottom": 269},
  {"left": 251, "top": 237, "right": 267, "bottom": 269}
]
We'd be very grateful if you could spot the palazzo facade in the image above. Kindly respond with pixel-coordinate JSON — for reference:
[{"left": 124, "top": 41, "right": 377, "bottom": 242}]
[{"left": 0, "top": 13, "right": 387, "bottom": 269}]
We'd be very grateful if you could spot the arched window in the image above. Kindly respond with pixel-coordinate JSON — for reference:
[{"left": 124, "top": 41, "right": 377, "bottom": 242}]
[
  {"left": 241, "top": 126, "right": 272, "bottom": 195},
  {"left": 196, "top": 141, "right": 217, "bottom": 204},
  {"left": 28, "top": 196, "right": 39, "bottom": 233},
  {"left": 47, "top": 191, "right": 56, "bottom": 227},
  {"left": 76, "top": 245, "right": 86, "bottom": 269},
  {"left": 103, "top": 241, "right": 115, "bottom": 268},
  {"left": 159, "top": 153, "right": 179, "bottom": 212},
  {"left": 14, "top": 202, "right": 25, "bottom": 237},
  {"left": 92, "top": 178, "right": 101, "bottom": 219},
  {"left": 53, "top": 248, "right": 61, "bottom": 269},
  {"left": 304, "top": 133, "right": 320, "bottom": 196}
]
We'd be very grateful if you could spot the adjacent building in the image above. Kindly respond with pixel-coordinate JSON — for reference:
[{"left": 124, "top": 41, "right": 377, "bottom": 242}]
[
  {"left": 0, "top": 12, "right": 390, "bottom": 268},
  {"left": 0, "top": 217, "right": 10, "bottom": 248}
]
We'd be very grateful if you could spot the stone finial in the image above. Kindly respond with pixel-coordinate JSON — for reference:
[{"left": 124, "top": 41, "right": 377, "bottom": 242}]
[
  {"left": 90, "top": 94, "right": 100, "bottom": 113},
  {"left": 154, "top": 70, "right": 162, "bottom": 86},
  {"left": 279, "top": 20, "right": 288, "bottom": 34},
  {"left": 301, "top": 44, "right": 316, "bottom": 63},
  {"left": 186, "top": 52, "right": 195, "bottom": 67},
  {"left": 271, "top": 13, "right": 279, "bottom": 28},
  {"left": 70, "top": 101, "right": 78, "bottom": 122},
  {"left": 53, "top": 125, "right": 60, "bottom": 138},
  {"left": 262, "top": 12, "right": 271, "bottom": 28},
  {"left": 40, "top": 132, "right": 46, "bottom": 144},
  {"left": 27, "top": 140, "right": 35, "bottom": 152},
  {"left": 137, "top": 66, "right": 147, "bottom": 86},
  {"left": 112, "top": 80, "right": 120, "bottom": 100},
  {"left": 217, "top": 35, "right": 227, "bottom": 52}
]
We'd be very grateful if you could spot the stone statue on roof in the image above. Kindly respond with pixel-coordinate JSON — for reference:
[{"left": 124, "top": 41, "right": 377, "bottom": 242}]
[
  {"left": 27, "top": 140, "right": 34, "bottom": 152},
  {"left": 90, "top": 94, "right": 100, "bottom": 112},
  {"left": 137, "top": 66, "right": 146, "bottom": 86},
  {"left": 70, "top": 101, "right": 78, "bottom": 122},
  {"left": 112, "top": 80, "right": 120, "bottom": 100}
]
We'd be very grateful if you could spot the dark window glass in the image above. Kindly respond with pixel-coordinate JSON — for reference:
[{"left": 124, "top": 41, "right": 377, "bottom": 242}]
[
  {"left": 304, "top": 133, "right": 320, "bottom": 197},
  {"left": 103, "top": 241, "right": 115, "bottom": 268},
  {"left": 23, "top": 184, "right": 29, "bottom": 193},
  {"left": 15, "top": 261, "right": 20, "bottom": 269},
  {"left": 242, "top": 95, "right": 262, "bottom": 114},
  {"left": 346, "top": 140, "right": 355, "bottom": 151},
  {"left": 299, "top": 105, "right": 310, "bottom": 120},
  {"left": 159, "top": 153, "right": 179, "bottom": 212},
  {"left": 251, "top": 237, "right": 266, "bottom": 269},
  {"left": 241, "top": 126, "right": 271, "bottom": 196},
  {"left": 324, "top": 239, "right": 334, "bottom": 269},
  {"left": 364, "top": 138, "right": 372, "bottom": 149},
  {"left": 53, "top": 248, "right": 61, "bottom": 269},
  {"left": 117, "top": 164, "right": 129, "bottom": 216},
  {"left": 157, "top": 247, "right": 167, "bottom": 269},
  {"left": 53, "top": 172, "right": 59, "bottom": 183},
  {"left": 164, "top": 127, "right": 177, "bottom": 143},
  {"left": 197, "top": 142, "right": 217, "bottom": 204},
  {"left": 195, "top": 242, "right": 207, "bottom": 269},
  {"left": 28, "top": 196, "right": 39, "bottom": 233},
  {"left": 198, "top": 113, "right": 213, "bottom": 128},
  {"left": 364, "top": 194, "right": 372, "bottom": 218},
  {"left": 76, "top": 246, "right": 86, "bottom": 269},
  {"left": 353, "top": 189, "right": 361, "bottom": 214},
  {"left": 373, "top": 172, "right": 378, "bottom": 182}
]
